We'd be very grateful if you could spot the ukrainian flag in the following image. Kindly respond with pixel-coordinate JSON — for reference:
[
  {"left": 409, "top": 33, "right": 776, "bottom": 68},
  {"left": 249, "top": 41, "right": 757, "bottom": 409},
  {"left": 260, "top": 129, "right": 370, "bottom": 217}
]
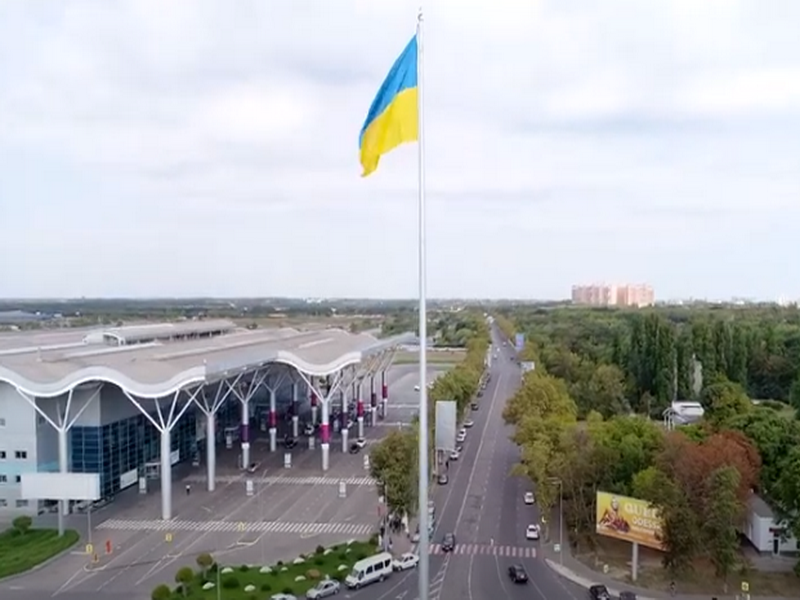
[{"left": 359, "top": 35, "right": 419, "bottom": 177}]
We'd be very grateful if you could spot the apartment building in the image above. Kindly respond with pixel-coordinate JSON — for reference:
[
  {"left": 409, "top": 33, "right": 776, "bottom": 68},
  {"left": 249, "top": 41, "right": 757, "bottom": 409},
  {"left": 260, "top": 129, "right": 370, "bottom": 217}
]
[{"left": 571, "top": 283, "right": 654, "bottom": 308}]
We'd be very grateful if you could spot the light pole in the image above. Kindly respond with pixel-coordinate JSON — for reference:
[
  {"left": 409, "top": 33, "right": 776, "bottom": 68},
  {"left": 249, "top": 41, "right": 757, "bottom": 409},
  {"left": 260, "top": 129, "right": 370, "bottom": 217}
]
[{"left": 548, "top": 477, "right": 564, "bottom": 565}]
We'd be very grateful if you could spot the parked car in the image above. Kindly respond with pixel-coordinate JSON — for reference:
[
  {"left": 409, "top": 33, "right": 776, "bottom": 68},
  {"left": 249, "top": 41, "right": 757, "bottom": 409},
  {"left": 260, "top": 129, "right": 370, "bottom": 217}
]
[
  {"left": 508, "top": 564, "right": 528, "bottom": 583},
  {"left": 354, "top": 437, "right": 367, "bottom": 449},
  {"left": 437, "top": 473, "right": 449, "bottom": 485},
  {"left": 349, "top": 442, "right": 361, "bottom": 454},
  {"left": 392, "top": 552, "right": 420, "bottom": 571},
  {"left": 618, "top": 592, "right": 637, "bottom": 600},
  {"left": 589, "top": 584, "right": 612, "bottom": 600},
  {"left": 305, "top": 578, "right": 340, "bottom": 598},
  {"left": 463, "top": 420, "right": 475, "bottom": 428}
]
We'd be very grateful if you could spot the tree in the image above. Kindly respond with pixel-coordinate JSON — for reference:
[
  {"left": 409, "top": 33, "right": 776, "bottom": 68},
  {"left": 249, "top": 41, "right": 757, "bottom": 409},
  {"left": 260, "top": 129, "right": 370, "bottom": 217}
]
[
  {"left": 174, "top": 566, "right": 194, "bottom": 597},
  {"left": 151, "top": 584, "right": 171, "bottom": 600},
  {"left": 658, "top": 482, "right": 702, "bottom": 576},
  {"left": 369, "top": 429, "right": 418, "bottom": 518},
  {"left": 196, "top": 552, "right": 214, "bottom": 576},
  {"left": 12, "top": 515, "right": 32, "bottom": 535},
  {"left": 586, "top": 364, "right": 629, "bottom": 418},
  {"left": 700, "top": 380, "right": 751, "bottom": 428},
  {"left": 703, "top": 466, "right": 742, "bottom": 583}
]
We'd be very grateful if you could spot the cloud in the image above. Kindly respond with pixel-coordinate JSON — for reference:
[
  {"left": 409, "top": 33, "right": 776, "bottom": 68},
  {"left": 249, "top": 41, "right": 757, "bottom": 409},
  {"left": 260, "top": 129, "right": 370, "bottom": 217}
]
[{"left": 0, "top": 0, "right": 799, "bottom": 300}]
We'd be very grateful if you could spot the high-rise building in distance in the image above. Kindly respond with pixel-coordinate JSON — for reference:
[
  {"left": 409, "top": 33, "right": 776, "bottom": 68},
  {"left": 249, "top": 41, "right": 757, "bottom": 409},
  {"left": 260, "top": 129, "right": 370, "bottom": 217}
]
[{"left": 571, "top": 283, "right": 654, "bottom": 308}]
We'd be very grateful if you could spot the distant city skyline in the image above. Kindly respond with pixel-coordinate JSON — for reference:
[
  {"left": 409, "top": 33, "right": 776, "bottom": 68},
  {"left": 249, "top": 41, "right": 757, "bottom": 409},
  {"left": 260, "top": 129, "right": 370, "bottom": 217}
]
[{"left": 571, "top": 283, "right": 655, "bottom": 308}]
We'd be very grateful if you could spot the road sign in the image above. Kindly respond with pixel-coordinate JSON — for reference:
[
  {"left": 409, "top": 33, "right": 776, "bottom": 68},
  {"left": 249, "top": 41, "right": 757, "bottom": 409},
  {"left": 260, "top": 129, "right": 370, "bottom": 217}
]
[
  {"left": 338, "top": 481, "right": 346, "bottom": 498},
  {"left": 237, "top": 522, "right": 245, "bottom": 532},
  {"left": 554, "top": 544, "right": 561, "bottom": 553},
  {"left": 284, "top": 453, "right": 292, "bottom": 469},
  {"left": 92, "top": 553, "right": 99, "bottom": 563},
  {"left": 165, "top": 532, "right": 173, "bottom": 543},
  {"left": 85, "top": 543, "right": 93, "bottom": 555},
  {"left": 741, "top": 582, "right": 750, "bottom": 593},
  {"left": 363, "top": 455, "right": 370, "bottom": 471},
  {"left": 105, "top": 539, "right": 112, "bottom": 554},
  {"left": 246, "top": 480, "right": 254, "bottom": 496}
]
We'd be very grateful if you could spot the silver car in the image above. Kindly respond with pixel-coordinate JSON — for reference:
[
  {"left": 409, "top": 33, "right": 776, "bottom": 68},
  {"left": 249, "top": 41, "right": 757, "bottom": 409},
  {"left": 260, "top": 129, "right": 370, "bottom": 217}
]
[
  {"left": 305, "top": 579, "right": 341, "bottom": 598},
  {"left": 271, "top": 594, "right": 297, "bottom": 600}
]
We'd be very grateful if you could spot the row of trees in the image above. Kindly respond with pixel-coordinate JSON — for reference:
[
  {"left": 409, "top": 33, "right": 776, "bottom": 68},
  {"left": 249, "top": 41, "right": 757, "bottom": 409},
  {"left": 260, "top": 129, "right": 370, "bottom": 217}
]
[
  {"left": 500, "top": 306, "right": 800, "bottom": 578},
  {"left": 500, "top": 306, "right": 800, "bottom": 416},
  {"left": 370, "top": 313, "right": 490, "bottom": 518},
  {"left": 381, "top": 311, "right": 485, "bottom": 347}
]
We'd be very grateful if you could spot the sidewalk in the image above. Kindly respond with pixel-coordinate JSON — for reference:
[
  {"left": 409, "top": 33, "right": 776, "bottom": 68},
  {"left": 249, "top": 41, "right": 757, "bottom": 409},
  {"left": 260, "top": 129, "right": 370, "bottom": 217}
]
[
  {"left": 539, "top": 520, "right": 789, "bottom": 600},
  {"left": 542, "top": 542, "right": 792, "bottom": 600}
]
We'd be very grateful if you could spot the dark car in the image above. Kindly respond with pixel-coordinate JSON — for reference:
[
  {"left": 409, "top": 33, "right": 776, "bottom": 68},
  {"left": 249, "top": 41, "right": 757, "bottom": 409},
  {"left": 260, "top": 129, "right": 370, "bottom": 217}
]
[
  {"left": 618, "top": 592, "right": 637, "bottom": 600},
  {"left": 470, "top": 402, "right": 479, "bottom": 410},
  {"left": 589, "top": 584, "right": 612, "bottom": 600},
  {"left": 508, "top": 564, "right": 528, "bottom": 584},
  {"left": 442, "top": 533, "right": 456, "bottom": 552},
  {"left": 283, "top": 436, "right": 297, "bottom": 449},
  {"left": 349, "top": 442, "right": 361, "bottom": 454}
]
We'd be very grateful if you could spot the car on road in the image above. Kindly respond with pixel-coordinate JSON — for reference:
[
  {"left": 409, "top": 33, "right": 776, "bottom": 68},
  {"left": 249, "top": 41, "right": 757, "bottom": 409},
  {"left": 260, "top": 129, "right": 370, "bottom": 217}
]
[
  {"left": 414, "top": 384, "right": 420, "bottom": 391},
  {"left": 353, "top": 437, "right": 367, "bottom": 449},
  {"left": 271, "top": 594, "right": 297, "bottom": 600},
  {"left": 305, "top": 578, "right": 340, "bottom": 598},
  {"left": 524, "top": 492, "right": 535, "bottom": 505},
  {"left": 589, "top": 584, "right": 612, "bottom": 600},
  {"left": 456, "top": 430, "right": 467, "bottom": 443},
  {"left": 470, "top": 402, "right": 479, "bottom": 410},
  {"left": 437, "top": 473, "right": 449, "bottom": 485},
  {"left": 619, "top": 592, "right": 637, "bottom": 600},
  {"left": 455, "top": 444, "right": 463, "bottom": 453},
  {"left": 283, "top": 436, "right": 298, "bottom": 449},
  {"left": 508, "top": 564, "right": 528, "bottom": 583},
  {"left": 392, "top": 552, "right": 420, "bottom": 571},
  {"left": 525, "top": 524, "right": 541, "bottom": 540},
  {"left": 349, "top": 442, "right": 362, "bottom": 454},
  {"left": 449, "top": 449, "right": 459, "bottom": 461},
  {"left": 463, "top": 419, "right": 475, "bottom": 428},
  {"left": 442, "top": 532, "right": 456, "bottom": 552}
]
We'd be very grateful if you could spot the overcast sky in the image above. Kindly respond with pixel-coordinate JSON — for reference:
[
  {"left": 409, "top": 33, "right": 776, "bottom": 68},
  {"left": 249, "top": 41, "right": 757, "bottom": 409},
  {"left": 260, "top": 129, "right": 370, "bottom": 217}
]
[{"left": 1, "top": 1, "right": 798, "bottom": 301}]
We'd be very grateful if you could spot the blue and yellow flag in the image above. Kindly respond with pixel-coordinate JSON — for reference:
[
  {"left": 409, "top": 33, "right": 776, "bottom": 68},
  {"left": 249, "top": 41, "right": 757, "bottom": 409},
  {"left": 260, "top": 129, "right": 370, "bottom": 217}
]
[{"left": 359, "top": 35, "right": 419, "bottom": 177}]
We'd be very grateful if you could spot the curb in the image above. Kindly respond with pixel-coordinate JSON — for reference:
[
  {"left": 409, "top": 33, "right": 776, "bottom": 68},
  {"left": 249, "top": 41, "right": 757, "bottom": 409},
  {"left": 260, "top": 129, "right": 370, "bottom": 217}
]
[
  {"left": 544, "top": 558, "right": 658, "bottom": 600},
  {"left": 0, "top": 530, "right": 81, "bottom": 583}
]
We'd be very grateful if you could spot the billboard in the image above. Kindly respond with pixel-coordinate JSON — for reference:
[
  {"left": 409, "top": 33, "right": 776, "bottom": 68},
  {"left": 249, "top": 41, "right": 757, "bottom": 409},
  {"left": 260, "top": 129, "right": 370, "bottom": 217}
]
[
  {"left": 521, "top": 361, "right": 536, "bottom": 373},
  {"left": 21, "top": 472, "right": 100, "bottom": 502},
  {"left": 515, "top": 333, "right": 524, "bottom": 352},
  {"left": 434, "top": 401, "right": 457, "bottom": 452},
  {"left": 596, "top": 491, "right": 664, "bottom": 550}
]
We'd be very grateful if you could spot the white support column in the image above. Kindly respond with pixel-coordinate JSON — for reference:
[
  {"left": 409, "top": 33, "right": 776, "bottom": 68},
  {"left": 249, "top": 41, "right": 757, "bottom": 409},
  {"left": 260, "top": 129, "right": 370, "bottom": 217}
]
[
  {"left": 268, "top": 389, "right": 278, "bottom": 453},
  {"left": 241, "top": 399, "right": 251, "bottom": 468},
  {"left": 357, "top": 379, "right": 365, "bottom": 439},
  {"left": 226, "top": 370, "right": 270, "bottom": 471},
  {"left": 160, "top": 428, "right": 172, "bottom": 520},
  {"left": 57, "top": 428, "right": 69, "bottom": 518},
  {"left": 320, "top": 398, "right": 331, "bottom": 471},
  {"left": 291, "top": 381, "right": 300, "bottom": 438},
  {"left": 310, "top": 384, "right": 319, "bottom": 426},
  {"left": 206, "top": 412, "right": 216, "bottom": 492},
  {"left": 370, "top": 375, "right": 377, "bottom": 426},
  {"left": 341, "top": 424, "right": 349, "bottom": 454}
]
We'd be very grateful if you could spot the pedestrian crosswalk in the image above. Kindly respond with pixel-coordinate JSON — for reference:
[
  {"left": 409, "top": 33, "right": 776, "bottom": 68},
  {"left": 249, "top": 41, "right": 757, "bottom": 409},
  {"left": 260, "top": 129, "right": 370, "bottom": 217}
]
[
  {"left": 427, "top": 543, "right": 537, "bottom": 558},
  {"left": 97, "top": 518, "right": 373, "bottom": 536},
  {"left": 183, "top": 475, "right": 377, "bottom": 487}
]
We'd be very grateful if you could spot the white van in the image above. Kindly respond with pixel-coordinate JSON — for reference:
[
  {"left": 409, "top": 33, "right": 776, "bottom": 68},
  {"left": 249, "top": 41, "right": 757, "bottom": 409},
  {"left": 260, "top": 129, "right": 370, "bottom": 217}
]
[{"left": 344, "top": 552, "right": 393, "bottom": 589}]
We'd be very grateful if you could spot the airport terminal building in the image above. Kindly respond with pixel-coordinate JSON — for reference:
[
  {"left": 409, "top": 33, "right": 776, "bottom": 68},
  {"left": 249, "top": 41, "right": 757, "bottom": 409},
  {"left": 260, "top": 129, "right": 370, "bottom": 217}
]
[{"left": 0, "top": 321, "right": 405, "bottom": 518}]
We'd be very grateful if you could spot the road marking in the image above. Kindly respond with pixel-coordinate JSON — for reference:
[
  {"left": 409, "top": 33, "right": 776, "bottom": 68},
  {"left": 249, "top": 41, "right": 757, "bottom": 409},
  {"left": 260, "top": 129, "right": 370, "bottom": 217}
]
[
  {"left": 183, "top": 474, "right": 377, "bottom": 486},
  {"left": 97, "top": 518, "right": 373, "bottom": 536},
  {"left": 427, "top": 543, "right": 537, "bottom": 557}
]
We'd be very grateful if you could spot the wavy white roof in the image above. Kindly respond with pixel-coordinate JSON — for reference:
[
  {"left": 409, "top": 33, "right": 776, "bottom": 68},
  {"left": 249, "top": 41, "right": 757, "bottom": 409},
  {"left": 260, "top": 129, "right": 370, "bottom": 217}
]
[{"left": 0, "top": 325, "right": 411, "bottom": 398}]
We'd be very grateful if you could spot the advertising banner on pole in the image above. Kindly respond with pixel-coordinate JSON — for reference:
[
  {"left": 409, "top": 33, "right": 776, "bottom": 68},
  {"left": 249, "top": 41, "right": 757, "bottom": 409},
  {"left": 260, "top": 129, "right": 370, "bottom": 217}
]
[
  {"left": 434, "top": 401, "right": 457, "bottom": 452},
  {"left": 596, "top": 491, "right": 664, "bottom": 551},
  {"left": 515, "top": 333, "right": 525, "bottom": 352}
]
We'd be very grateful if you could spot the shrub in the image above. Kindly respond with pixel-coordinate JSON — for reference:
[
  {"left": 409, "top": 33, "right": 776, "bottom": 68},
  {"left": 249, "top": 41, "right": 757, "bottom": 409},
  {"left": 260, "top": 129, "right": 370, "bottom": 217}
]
[
  {"left": 355, "top": 552, "right": 367, "bottom": 560},
  {"left": 260, "top": 583, "right": 272, "bottom": 591},
  {"left": 222, "top": 576, "right": 240, "bottom": 589},
  {"left": 276, "top": 560, "right": 284, "bottom": 567},
  {"left": 314, "top": 557, "right": 324, "bottom": 566},
  {"left": 196, "top": 552, "right": 214, "bottom": 575},
  {"left": 12, "top": 515, "right": 32, "bottom": 535},
  {"left": 338, "top": 553, "right": 347, "bottom": 561},
  {"left": 239, "top": 564, "right": 250, "bottom": 572},
  {"left": 332, "top": 571, "right": 346, "bottom": 582},
  {"left": 151, "top": 583, "right": 171, "bottom": 600},
  {"left": 369, "top": 533, "right": 379, "bottom": 546},
  {"left": 282, "top": 586, "right": 294, "bottom": 594},
  {"left": 306, "top": 568, "right": 321, "bottom": 580},
  {"left": 315, "top": 544, "right": 325, "bottom": 555}
]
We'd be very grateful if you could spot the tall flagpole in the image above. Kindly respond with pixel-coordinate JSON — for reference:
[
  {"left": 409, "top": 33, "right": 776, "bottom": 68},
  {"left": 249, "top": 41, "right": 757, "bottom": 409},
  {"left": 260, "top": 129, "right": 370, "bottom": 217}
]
[{"left": 415, "top": 7, "right": 430, "bottom": 600}]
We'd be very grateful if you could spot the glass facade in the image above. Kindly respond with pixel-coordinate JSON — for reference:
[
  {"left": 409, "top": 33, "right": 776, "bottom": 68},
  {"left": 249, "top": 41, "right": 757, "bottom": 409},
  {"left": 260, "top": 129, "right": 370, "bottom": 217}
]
[{"left": 70, "top": 410, "right": 198, "bottom": 500}]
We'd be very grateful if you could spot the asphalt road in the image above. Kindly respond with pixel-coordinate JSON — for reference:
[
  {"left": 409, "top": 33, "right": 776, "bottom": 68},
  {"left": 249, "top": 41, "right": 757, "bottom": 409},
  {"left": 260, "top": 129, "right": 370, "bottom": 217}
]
[{"left": 342, "top": 325, "right": 585, "bottom": 600}]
